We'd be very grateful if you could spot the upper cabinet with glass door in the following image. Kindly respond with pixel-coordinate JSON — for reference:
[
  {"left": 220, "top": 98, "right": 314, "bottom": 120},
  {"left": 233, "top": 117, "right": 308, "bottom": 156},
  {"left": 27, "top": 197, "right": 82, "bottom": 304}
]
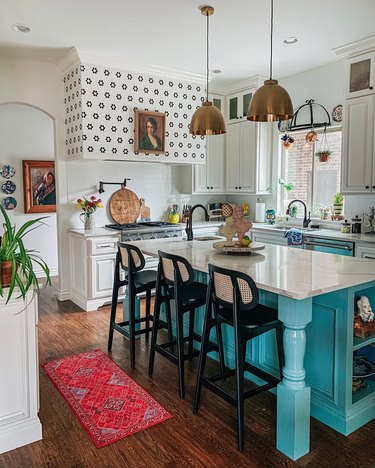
[
  {"left": 346, "top": 52, "right": 375, "bottom": 99},
  {"left": 226, "top": 89, "right": 254, "bottom": 124}
]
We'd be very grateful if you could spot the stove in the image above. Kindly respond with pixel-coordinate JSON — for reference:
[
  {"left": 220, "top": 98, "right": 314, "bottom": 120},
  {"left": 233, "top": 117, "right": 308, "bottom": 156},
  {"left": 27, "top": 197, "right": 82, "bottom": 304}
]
[
  {"left": 105, "top": 221, "right": 184, "bottom": 241},
  {"left": 105, "top": 221, "right": 178, "bottom": 231}
]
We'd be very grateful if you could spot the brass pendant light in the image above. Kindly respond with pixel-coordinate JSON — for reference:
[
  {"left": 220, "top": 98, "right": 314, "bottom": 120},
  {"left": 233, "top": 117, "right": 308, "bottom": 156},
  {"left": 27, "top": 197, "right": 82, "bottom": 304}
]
[
  {"left": 247, "top": 0, "right": 293, "bottom": 122},
  {"left": 189, "top": 6, "right": 226, "bottom": 136}
]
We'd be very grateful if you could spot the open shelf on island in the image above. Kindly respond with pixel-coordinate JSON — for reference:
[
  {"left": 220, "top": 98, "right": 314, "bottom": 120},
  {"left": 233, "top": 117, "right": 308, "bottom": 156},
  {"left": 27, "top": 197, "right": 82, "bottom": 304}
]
[
  {"left": 353, "top": 335, "right": 375, "bottom": 351},
  {"left": 352, "top": 378, "right": 375, "bottom": 405}
]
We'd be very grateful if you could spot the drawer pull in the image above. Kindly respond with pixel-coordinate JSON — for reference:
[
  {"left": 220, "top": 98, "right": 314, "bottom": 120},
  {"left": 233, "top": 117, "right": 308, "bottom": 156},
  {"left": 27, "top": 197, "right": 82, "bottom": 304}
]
[
  {"left": 364, "top": 255, "right": 375, "bottom": 259},
  {"left": 97, "top": 243, "right": 113, "bottom": 249}
]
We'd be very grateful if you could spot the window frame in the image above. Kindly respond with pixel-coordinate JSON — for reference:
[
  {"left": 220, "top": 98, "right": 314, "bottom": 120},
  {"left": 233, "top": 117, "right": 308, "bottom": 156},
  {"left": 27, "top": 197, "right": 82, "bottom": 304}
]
[{"left": 277, "top": 126, "right": 343, "bottom": 220}]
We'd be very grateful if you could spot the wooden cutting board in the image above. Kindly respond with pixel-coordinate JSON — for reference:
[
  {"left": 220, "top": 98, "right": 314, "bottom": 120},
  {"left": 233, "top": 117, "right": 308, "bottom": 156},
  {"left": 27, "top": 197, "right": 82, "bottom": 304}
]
[{"left": 109, "top": 187, "right": 141, "bottom": 224}]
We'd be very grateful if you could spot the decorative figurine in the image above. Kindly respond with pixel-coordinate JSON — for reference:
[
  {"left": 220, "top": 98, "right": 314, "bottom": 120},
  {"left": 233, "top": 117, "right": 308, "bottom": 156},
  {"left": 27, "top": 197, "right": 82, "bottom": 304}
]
[
  {"left": 357, "top": 296, "right": 374, "bottom": 323},
  {"left": 265, "top": 209, "right": 276, "bottom": 225},
  {"left": 232, "top": 205, "right": 252, "bottom": 244},
  {"left": 219, "top": 216, "right": 237, "bottom": 246}
]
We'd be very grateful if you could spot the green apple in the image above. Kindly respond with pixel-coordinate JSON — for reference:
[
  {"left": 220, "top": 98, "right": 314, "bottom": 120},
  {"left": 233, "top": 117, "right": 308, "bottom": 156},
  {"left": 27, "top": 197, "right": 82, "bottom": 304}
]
[{"left": 241, "top": 235, "right": 251, "bottom": 247}]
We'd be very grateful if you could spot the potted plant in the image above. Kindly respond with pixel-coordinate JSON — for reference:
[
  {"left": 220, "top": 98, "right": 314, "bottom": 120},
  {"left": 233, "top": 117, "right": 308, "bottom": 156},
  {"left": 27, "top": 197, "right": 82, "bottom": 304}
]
[
  {"left": 0, "top": 205, "right": 51, "bottom": 303},
  {"left": 332, "top": 192, "right": 344, "bottom": 217},
  {"left": 315, "top": 149, "right": 332, "bottom": 162}
]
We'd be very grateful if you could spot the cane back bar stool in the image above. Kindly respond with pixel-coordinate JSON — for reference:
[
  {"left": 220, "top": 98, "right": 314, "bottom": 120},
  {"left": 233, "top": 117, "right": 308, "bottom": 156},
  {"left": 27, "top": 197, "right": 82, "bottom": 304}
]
[
  {"left": 193, "top": 263, "right": 284, "bottom": 451},
  {"left": 148, "top": 250, "right": 225, "bottom": 399},
  {"left": 108, "top": 242, "right": 173, "bottom": 369}
]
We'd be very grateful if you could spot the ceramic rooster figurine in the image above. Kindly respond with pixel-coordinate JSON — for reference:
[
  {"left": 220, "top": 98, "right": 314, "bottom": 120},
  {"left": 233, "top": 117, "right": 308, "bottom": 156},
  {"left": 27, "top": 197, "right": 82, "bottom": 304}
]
[
  {"left": 219, "top": 216, "right": 237, "bottom": 246},
  {"left": 232, "top": 205, "right": 252, "bottom": 243}
]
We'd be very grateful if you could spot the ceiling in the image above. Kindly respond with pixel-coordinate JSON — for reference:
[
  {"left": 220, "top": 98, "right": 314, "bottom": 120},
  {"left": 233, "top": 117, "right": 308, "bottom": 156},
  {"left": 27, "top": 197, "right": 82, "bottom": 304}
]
[{"left": 1, "top": 0, "right": 375, "bottom": 87}]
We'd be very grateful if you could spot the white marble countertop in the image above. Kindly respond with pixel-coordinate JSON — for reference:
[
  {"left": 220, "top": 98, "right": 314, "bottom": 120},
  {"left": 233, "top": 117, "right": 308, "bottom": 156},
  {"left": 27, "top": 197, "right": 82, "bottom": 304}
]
[
  {"left": 132, "top": 238, "right": 375, "bottom": 300},
  {"left": 251, "top": 223, "right": 375, "bottom": 244}
]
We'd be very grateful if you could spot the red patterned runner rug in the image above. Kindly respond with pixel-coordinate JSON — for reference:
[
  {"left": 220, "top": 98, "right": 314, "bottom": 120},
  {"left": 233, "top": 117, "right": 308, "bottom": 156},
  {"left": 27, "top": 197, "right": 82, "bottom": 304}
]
[{"left": 42, "top": 349, "right": 172, "bottom": 448}]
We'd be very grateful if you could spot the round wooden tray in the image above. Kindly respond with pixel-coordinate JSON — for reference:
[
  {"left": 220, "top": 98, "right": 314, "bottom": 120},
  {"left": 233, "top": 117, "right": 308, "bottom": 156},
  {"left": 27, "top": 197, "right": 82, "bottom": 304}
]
[
  {"left": 109, "top": 187, "right": 140, "bottom": 224},
  {"left": 213, "top": 241, "right": 265, "bottom": 255}
]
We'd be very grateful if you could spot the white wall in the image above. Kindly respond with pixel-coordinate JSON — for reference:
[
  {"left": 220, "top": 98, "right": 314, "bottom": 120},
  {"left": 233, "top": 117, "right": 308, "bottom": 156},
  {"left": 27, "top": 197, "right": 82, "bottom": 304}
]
[{"left": 0, "top": 104, "right": 58, "bottom": 274}]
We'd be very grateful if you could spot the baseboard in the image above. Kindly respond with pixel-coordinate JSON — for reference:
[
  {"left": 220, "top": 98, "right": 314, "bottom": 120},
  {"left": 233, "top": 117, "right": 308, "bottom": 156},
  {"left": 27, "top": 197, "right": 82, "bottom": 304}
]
[
  {"left": 0, "top": 418, "right": 42, "bottom": 454},
  {"left": 57, "top": 289, "right": 70, "bottom": 301}
]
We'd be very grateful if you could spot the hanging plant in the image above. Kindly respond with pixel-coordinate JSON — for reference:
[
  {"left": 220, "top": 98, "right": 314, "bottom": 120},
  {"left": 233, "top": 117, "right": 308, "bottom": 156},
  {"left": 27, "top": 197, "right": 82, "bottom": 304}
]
[{"left": 315, "top": 126, "right": 331, "bottom": 162}]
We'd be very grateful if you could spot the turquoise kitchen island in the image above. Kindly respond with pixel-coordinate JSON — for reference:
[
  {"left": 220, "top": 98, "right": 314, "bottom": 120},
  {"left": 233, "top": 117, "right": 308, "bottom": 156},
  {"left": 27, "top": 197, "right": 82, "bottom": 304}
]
[{"left": 131, "top": 238, "right": 375, "bottom": 461}]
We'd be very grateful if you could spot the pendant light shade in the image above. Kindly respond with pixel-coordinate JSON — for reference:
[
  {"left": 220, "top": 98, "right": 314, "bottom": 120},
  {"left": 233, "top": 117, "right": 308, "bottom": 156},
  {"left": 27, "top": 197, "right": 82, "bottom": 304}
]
[
  {"left": 189, "top": 6, "right": 226, "bottom": 136},
  {"left": 247, "top": 0, "right": 293, "bottom": 122}
]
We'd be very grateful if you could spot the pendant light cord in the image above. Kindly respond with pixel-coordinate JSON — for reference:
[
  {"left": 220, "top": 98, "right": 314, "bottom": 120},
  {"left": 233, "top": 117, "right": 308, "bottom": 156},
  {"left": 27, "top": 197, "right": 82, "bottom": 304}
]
[
  {"left": 206, "top": 10, "right": 209, "bottom": 101},
  {"left": 269, "top": 0, "right": 273, "bottom": 80}
]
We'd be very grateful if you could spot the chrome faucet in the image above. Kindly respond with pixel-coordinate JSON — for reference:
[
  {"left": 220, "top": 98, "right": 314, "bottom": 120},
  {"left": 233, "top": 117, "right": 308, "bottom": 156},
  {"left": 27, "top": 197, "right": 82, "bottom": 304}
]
[
  {"left": 286, "top": 199, "right": 311, "bottom": 228},
  {"left": 185, "top": 204, "right": 209, "bottom": 241}
]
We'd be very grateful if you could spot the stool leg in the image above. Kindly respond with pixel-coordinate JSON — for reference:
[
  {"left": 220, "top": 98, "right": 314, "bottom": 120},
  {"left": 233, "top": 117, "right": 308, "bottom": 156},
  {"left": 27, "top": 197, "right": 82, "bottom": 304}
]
[
  {"left": 165, "top": 298, "right": 174, "bottom": 355},
  {"left": 129, "top": 290, "right": 136, "bottom": 369},
  {"left": 145, "top": 288, "right": 151, "bottom": 341},
  {"left": 108, "top": 255, "right": 121, "bottom": 351},
  {"left": 214, "top": 302, "right": 225, "bottom": 375},
  {"left": 188, "top": 309, "right": 195, "bottom": 360},
  {"left": 149, "top": 284, "right": 162, "bottom": 376},
  {"left": 176, "top": 307, "right": 185, "bottom": 399},
  {"left": 235, "top": 332, "right": 247, "bottom": 452},
  {"left": 193, "top": 298, "right": 213, "bottom": 414}
]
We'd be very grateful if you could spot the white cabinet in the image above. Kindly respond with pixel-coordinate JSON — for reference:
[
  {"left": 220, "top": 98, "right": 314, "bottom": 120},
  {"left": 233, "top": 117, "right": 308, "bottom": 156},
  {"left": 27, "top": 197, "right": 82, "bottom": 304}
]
[
  {"left": 226, "top": 121, "right": 256, "bottom": 193},
  {"left": 0, "top": 291, "right": 42, "bottom": 454},
  {"left": 69, "top": 231, "right": 121, "bottom": 311},
  {"left": 356, "top": 243, "right": 375, "bottom": 259},
  {"left": 250, "top": 230, "right": 288, "bottom": 246},
  {"left": 341, "top": 95, "right": 375, "bottom": 193},
  {"left": 226, "top": 89, "right": 254, "bottom": 124},
  {"left": 194, "top": 134, "right": 225, "bottom": 193},
  {"left": 346, "top": 52, "right": 375, "bottom": 99}
]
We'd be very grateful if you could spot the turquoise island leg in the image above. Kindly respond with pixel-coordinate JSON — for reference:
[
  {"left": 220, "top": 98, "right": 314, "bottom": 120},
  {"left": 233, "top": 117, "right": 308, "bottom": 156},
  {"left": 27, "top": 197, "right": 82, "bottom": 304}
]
[{"left": 276, "top": 295, "right": 313, "bottom": 460}]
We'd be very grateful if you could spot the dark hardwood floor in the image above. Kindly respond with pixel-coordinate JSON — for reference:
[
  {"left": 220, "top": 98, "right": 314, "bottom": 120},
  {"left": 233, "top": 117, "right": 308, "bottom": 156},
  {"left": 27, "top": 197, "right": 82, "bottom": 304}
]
[{"left": 1, "top": 278, "right": 374, "bottom": 468}]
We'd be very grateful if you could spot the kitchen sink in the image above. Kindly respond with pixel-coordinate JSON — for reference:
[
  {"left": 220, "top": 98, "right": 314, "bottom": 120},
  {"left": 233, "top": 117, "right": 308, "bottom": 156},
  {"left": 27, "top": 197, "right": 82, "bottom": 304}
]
[
  {"left": 194, "top": 236, "right": 222, "bottom": 241},
  {"left": 261, "top": 226, "right": 320, "bottom": 232}
]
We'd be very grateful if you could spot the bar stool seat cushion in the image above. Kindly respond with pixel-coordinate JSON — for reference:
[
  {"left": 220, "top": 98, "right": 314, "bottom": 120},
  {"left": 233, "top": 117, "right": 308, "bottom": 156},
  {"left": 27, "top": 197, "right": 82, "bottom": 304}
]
[
  {"left": 131, "top": 270, "right": 157, "bottom": 290},
  {"left": 218, "top": 303, "right": 278, "bottom": 328},
  {"left": 170, "top": 282, "right": 207, "bottom": 304}
]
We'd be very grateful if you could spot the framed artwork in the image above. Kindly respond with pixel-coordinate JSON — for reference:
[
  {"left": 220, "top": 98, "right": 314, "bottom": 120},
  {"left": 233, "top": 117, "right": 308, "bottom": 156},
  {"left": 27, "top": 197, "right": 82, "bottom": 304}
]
[
  {"left": 23, "top": 160, "right": 56, "bottom": 213},
  {"left": 134, "top": 110, "right": 166, "bottom": 154}
]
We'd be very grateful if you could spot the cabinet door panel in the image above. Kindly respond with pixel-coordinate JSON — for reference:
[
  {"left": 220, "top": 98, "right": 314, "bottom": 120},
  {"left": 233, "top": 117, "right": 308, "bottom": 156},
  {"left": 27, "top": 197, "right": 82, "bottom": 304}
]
[
  {"left": 225, "top": 124, "right": 240, "bottom": 191},
  {"left": 346, "top": 52, "right": 375, "bottom": 99},
  {"left": 342, "top": 96, "right": 374, "bottom": 193},
  {"left": 207, "top": 134, "right": 225, "bottom": 192},
  {"left": 90, "top": 254, "right": 116, "bottom": 299},
  {"left": 239, "top": 122, "right": 256, "bottom": 192},
  {"left": 242, "top": 91, "right": 253, "bottom": 118},
  {"left": 194, "top": 161, "right": 208, "bottom": 192}
]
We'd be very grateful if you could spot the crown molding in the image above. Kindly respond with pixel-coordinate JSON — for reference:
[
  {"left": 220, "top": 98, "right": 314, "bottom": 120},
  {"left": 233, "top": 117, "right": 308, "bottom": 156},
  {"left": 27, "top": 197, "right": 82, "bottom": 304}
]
[
  {"left": 72, "top": 47, "right": 207, "bottom": 84},
  {"left": 56, "top": 47, "right": 80, "bottom": 75},
  {"left": 333, "top": 35, "right": 375, "bottom": 58},
  {"left": 212, "top": 75, "right": 267, "bottom": 95}
]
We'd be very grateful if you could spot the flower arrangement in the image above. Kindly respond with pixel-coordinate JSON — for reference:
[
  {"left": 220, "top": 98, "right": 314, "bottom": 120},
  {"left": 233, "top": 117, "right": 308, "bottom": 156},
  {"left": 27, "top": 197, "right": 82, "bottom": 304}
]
[{"left": 76, "top": 195, "right": 103, "bottom": 214}]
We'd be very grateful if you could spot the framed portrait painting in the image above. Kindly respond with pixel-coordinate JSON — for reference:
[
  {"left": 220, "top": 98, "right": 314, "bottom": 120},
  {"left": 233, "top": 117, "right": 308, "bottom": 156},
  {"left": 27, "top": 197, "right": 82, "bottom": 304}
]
[
  {"left": 134, "top": 110, "right": 166, "bottom": 154},
  {"left": 23, "top": 160, "right": 56, "bottom": 213}
]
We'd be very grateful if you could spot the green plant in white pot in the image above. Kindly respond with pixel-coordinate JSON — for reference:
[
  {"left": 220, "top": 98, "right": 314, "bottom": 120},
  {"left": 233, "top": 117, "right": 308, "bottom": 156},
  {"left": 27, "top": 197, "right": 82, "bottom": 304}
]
[
  {"left": 0, "top": 205, "right": 51, "bottom": 303},
  {"left": 332, "top": 192, "right": 344, "bottom": 218}
]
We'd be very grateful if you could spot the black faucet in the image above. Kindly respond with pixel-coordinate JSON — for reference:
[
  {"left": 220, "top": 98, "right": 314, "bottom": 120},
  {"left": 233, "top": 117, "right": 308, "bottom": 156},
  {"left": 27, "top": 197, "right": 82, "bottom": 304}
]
[
  {"left": 286, "top": 199, "right": 311, "bottom": 228},
  {"left": 185, "top": 204, "right": 209, "bottom": 241}
]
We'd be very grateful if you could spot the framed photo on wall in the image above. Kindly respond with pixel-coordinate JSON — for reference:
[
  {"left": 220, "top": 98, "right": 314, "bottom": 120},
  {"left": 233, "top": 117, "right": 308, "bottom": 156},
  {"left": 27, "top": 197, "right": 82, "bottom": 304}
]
[
  {"left": 23, "top": 160, "right": 56, "bottom": 213},
  {"left": 134, "top": 110, "right": 166, "bottom": 154}
]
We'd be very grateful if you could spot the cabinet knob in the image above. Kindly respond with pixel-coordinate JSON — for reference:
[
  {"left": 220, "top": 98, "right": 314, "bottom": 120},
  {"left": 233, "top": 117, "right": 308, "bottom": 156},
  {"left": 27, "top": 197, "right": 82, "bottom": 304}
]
[
  {"left": 239, "top": 186, "right": 242, "bottom": 189},
  {"left": 372, "top": 186, "right": 375, "bottom": 189},
  {"left": 365, "top": 185, "right": 370, "bottom": 189},
  {"left": 206, "top": 186, "right": 209, "bottom": 189},
  {"left": 369, "top": 86, "right": 373, "bottom": 90},
  {"left": 235, "top": 186, "right": 238, "bottom": 189},
  {"left": 210, "top": 186, "right": 213, "bottom": 189}
]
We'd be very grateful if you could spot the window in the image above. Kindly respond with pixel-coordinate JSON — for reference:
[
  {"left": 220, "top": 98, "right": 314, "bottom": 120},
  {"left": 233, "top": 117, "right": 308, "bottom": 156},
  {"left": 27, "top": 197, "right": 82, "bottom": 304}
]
[{"left": 279, "top": 128, "right": 342, "bottom": 218}]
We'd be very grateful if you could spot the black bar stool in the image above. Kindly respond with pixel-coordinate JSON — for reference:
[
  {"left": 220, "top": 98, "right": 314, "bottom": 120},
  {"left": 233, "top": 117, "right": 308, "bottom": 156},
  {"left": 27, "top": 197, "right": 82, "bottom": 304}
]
[
  {"left": 193, "top": 263, "right": 284, "bottom": 451},
  {"left": 148, "top": 250, "right": 225, "bottom": 399},
  {"left": 108, "top": 242, "right": 173, "bottom": 369}
]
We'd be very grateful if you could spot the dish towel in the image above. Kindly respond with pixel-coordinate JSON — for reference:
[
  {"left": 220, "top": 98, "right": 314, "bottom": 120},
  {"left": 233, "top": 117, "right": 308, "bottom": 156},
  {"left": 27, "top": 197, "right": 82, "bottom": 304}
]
[{"left": 284, "top": 228, "right": 303, "bottom": 246}]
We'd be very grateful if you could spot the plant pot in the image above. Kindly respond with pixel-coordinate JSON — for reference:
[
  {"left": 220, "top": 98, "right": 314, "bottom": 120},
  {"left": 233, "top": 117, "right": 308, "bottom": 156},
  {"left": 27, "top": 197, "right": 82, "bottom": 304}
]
[
  {"left": 333, "top": 203, "right": 343, "bottom": 215},
  {"left": 1, "top": 260, "right": 12, "bottom": 287},
  {"left": 318, "top": 153, "right": 330, "bottom": 162}
]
